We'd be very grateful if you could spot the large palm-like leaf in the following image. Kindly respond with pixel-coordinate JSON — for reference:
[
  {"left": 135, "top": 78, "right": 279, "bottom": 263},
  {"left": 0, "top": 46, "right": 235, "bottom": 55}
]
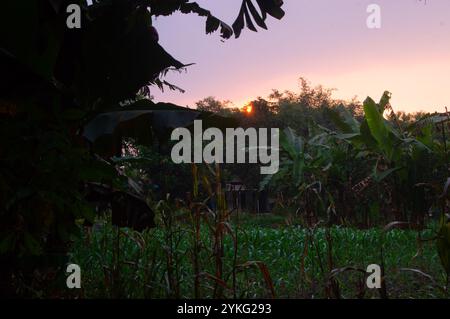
[
  {"left": 363, "top": 96, "right": 395, "bottom": 160},
  {"left": 150, "top": 0, "right": 285, "bottom": 39},
  {"left": 83, "top": 99, "right": 238, "bottom": 157}
]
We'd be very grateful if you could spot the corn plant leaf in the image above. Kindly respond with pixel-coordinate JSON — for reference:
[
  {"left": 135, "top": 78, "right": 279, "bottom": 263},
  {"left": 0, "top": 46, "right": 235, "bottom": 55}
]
[{"left": 437, "top": 217, "right": 450, "bottom": 275}]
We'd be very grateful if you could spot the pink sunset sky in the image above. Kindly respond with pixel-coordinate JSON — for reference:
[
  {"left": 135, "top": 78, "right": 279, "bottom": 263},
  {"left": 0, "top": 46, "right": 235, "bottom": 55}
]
[{"left": 152, "top": 0, "right": 450, "bottom": 113}]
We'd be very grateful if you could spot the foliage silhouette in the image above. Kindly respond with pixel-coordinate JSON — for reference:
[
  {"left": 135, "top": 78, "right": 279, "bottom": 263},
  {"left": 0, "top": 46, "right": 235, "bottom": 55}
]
[{"left": 0, "top": 0, "right": 285, "bottom": 296}]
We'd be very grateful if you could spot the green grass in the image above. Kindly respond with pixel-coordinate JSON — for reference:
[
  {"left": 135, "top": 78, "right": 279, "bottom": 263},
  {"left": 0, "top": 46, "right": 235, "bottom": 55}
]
[{"left": 69, "top": 214, "right": 448, "bottom": 299}]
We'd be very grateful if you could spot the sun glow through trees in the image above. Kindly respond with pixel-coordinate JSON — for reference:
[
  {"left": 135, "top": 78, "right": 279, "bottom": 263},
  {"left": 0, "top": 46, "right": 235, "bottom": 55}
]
[{"left": 245, "top": 103, "right": 253, "bottom": 115}]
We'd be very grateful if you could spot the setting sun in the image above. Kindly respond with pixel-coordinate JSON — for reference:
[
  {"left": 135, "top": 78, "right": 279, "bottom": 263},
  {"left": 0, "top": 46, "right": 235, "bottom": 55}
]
[{"left": 245, "top": 103, "right": 253, "bottom": 114}]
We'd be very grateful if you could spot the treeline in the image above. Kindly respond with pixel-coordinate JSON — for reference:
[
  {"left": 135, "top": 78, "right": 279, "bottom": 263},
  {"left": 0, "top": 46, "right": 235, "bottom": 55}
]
[{"left": 196, "top": 78, "right": 428, "bottom": 135}]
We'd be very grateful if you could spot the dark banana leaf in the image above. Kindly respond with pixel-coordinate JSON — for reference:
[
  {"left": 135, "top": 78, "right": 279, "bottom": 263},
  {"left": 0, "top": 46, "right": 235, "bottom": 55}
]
[
  {"left": 83, "top": 99, "right": 238, "bottom": 157},
  {"left": 233, "top": 0, "right": 285, "bottom": 38}
]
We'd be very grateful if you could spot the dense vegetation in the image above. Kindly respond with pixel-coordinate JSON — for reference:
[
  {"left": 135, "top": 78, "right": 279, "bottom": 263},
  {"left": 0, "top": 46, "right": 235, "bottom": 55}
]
[
  {"left": 1, "top": 0, "right": 449, "bottom": 299},
  {"left": 63, "top": 83, "right": 450, "bottom": 299},
  {"left": 70, "top": 217, "right": 445, "bottom": 299}
]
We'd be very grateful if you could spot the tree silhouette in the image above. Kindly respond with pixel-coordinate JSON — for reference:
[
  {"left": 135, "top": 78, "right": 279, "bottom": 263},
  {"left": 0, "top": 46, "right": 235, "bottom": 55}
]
[{"left": 0, "top": 0, "right": 285, "bottom": 296}]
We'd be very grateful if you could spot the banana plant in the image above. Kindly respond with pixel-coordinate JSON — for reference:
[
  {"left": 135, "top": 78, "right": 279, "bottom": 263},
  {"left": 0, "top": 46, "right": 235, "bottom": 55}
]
[
  {"left": 260, "top": 127, "right": 308, "bottom": 192},
  {"left": 260, "top": 126, "right": 338, "bottom": 222},
  {"left": 327, "top": 91, "right": 447, "bottom": 224}
]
